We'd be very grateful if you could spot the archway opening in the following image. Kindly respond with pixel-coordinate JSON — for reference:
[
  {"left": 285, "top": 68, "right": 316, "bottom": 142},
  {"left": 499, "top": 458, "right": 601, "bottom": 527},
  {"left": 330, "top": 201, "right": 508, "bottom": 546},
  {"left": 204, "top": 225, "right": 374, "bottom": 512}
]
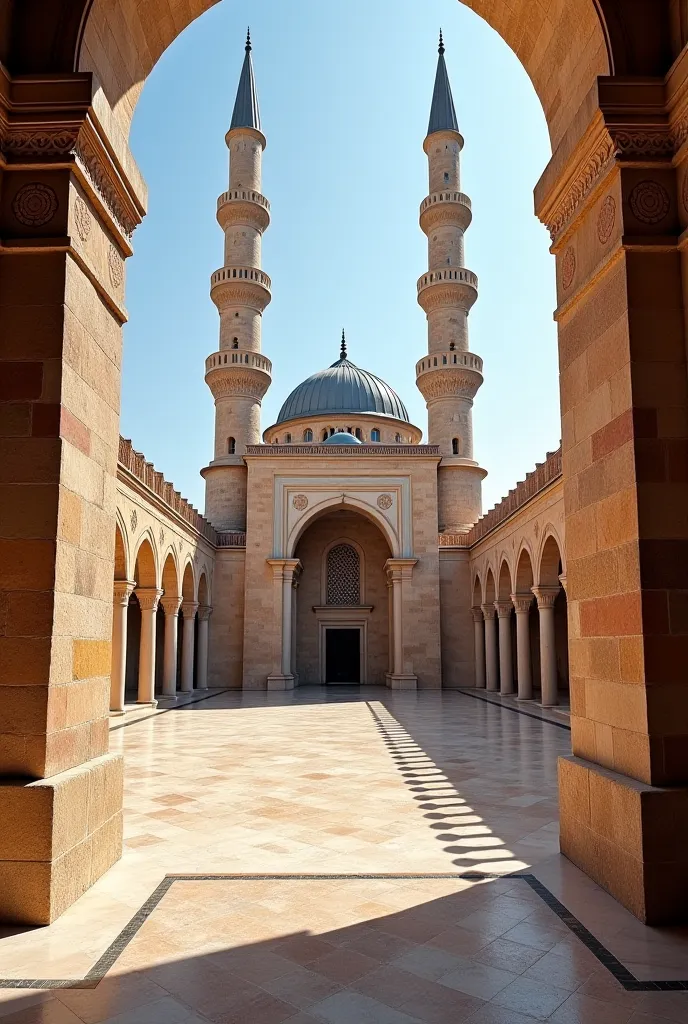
[
  {"left": 538, "top": 534, "right": 569, "bottom": 706},
  {"left": 293, "top": 508, "right": 392, "bottom": 685}
]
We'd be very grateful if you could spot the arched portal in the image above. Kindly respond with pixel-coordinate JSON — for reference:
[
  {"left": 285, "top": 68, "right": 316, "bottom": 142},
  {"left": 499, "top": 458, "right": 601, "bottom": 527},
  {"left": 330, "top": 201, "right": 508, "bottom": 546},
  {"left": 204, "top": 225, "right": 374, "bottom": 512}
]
[
  {"left": 536, "top": 532, "right": 569, "bottom": 705},
  {"left": 293, "top": 508, "right": 392, "bottom": 684}
]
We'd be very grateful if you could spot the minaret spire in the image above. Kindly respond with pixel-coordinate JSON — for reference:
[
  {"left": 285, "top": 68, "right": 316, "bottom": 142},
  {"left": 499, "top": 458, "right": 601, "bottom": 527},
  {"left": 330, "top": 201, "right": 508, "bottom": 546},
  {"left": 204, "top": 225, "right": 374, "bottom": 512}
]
[
  {"left": 428, "top": 29, "right": 459, "bottom": 136},
  {"left": 230, "top": 25, "right": 261, "bottom": 132},
  {"left": 202, "top": 34, "right": 272, "bottom": 531},
  {"left": 415, "top": 32, "right": 486, "bottom": 532},
  {"left": 340, "top": 329, "right": 347, "bottom": 361}
]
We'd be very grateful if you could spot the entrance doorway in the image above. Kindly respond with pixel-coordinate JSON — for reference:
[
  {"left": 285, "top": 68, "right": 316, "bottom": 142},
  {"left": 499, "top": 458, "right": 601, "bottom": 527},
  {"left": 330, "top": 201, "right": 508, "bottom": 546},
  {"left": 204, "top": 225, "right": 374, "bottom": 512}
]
[{"left": 325, "top": 628, "right": 360, "bottom": 684}]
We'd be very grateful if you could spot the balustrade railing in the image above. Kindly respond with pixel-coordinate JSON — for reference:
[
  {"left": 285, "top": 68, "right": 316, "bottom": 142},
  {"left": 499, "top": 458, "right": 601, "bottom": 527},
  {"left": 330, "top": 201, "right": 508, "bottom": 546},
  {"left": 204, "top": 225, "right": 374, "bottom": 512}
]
[
  {"left": 416, "top": 351, "right": 483, "bottom": 375},
  {"left": 205, "top": 350, "right": 272, "bottom": 374},
  {"left": 417, "top": 267, "right": 478, "bottom": 293},
  {"left": 211, "top": 266, "right": 271, "bottom": 289},
  {"left": 217, "top": 189, "right": 270, "bottom": 211}
]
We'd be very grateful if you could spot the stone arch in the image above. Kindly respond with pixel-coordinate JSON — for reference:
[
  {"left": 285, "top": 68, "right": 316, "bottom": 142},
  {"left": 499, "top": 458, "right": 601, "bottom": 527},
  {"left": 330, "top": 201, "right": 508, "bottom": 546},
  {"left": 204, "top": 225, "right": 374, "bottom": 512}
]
[
  {"left": 537, "top": 528, "right": 565, "bottom": 587},
  {"left": 497, "top": 557, "right": 513, "bottom": 601},
  {"left": 322, "top": 537, "right": 366, "bottom": 605},
  {"left": 114, "top": 513, "right": 129, "bottom": 581},
  {"left": 68, "top": 0, "right": 619, "bottom": 154},
  {"left": 181, "top": 560, "right": 195, "bottom": 602},
  {"left": 197, "top": 570, "right": 209, "bottom": 608},
  {"left": 472, "top": 573, "right": 482, "bottom": 608},
  {"left": 288, "top": 497, "right": 399, "bottom": 558},
  {"left": 133, "top": 532, "right": 158, "bottom": 588},
  {"left": 484, "top": 567, "right": 496, "bottom": 605},
  {"left": 161, "top": 549, "right": 180, "bottom": 599},
  {"left": 515, "top": 543, "right": 535, "bottom": 593}
]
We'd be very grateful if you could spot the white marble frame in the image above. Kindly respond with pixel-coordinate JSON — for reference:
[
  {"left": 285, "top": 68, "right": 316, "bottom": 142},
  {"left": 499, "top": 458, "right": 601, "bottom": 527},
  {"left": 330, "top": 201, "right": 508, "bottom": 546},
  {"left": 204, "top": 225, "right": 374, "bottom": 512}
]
[
  {"left": 275, "top": 475, "right": 414, "bottom": 560},
  {"left": 314, "top": 606, "right": 373, "bottom": 684}
]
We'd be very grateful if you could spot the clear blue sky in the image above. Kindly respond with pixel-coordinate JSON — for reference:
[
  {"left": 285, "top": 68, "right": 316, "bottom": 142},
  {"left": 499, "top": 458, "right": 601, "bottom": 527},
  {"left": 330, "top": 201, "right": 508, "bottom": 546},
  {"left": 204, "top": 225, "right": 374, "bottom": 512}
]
[{"left": 122, "top": 0, "right": 559, "bottom": 516}]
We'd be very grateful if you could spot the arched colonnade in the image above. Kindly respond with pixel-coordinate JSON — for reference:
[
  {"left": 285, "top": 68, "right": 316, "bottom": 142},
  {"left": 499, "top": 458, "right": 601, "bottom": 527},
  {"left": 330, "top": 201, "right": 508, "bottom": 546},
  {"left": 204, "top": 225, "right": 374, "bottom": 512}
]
[
  {"left": 472, "top": 530, "right": 567, "bottom": 706},
  {"left": 111, "top": 519, "right": 212, "bottom": 711}
]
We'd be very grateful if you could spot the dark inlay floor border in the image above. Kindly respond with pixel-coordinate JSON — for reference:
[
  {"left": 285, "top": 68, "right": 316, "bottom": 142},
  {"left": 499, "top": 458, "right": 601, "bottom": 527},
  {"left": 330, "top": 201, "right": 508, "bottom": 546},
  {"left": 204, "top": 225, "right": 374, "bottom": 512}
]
[
  {"left": 110, "top": 688, "right": 234, "bottom": 731},
  {"left": 1, "top": 873, "right": 686, "bottom": 991},
  {"left": 455, "top": 687, "right": 572, "bottom": 730}
]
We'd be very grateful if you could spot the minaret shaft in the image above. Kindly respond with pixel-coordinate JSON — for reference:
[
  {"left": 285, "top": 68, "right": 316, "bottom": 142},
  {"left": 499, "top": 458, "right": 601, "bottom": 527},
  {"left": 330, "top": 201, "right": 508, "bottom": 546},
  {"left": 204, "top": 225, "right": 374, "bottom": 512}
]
[
  {"left": 202, "top": 35, "right": 272, "bottom": 532},
  {"left": 415, "top": 36, "right": 486, "bottom": 533}
]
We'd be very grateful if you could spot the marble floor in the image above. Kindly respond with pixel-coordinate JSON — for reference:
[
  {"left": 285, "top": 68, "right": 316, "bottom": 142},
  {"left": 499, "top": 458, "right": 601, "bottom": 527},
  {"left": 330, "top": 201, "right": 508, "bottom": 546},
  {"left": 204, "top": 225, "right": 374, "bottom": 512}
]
[{"left": 1, "top": 687, "right": 687, "bottom": 1023}]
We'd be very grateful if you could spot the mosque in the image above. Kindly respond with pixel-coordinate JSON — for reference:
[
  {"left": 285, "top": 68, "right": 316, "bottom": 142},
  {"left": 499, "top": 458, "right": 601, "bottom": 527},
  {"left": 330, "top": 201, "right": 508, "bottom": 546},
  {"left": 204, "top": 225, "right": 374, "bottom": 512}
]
[{"left": 111, "top": 31, "right": 567, "bottom": 704}]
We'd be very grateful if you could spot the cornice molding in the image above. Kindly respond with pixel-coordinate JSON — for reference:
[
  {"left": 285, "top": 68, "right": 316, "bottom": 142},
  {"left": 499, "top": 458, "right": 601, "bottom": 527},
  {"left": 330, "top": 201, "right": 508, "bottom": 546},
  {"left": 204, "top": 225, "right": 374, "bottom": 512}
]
[{"left": 0, "top": 68, "right": 143, "bottom": 244}]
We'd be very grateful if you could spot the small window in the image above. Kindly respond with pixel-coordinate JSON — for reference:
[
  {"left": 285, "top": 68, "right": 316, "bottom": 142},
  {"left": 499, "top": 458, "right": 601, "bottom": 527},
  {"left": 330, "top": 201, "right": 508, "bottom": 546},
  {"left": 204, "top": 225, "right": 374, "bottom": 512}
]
[
  {"left": 303, "top": 429, "right": 313, "bottom": 442},
  {"left": 371, "top": 428, "right": 381, "bottom": 442},
  {"left": 444, "top": 172, "right": 449, "bottom": 183},
  {"left": 329, "top": 428, "right": 336, "bottom": 436},
  {"left": 322, "top": 429, "right": 328, "bottom": 442},
  {"left": 395, "top": 433, "right": 402, "bottom": 443},
  {"left": 285, "top": 433, "right": 292, "bottom": 444},
  {"left": 452, "top": 438, "right": 459, "bottom": 455},
  {"left": 355, "top": 427, "right": 362, "bottom": 440},
  {"left": 228, "top": 437, "right": 236, "bottom": 454},
  {"left": 232, "top": 338, "right": 239, "bottom": 349}
]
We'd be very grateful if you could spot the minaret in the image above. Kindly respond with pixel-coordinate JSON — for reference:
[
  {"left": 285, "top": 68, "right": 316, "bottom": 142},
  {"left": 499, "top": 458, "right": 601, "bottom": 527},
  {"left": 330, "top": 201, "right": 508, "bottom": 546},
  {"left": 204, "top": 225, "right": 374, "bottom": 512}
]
[
  {"left": 415, "top": 32, "right": 486, "bottom": 532},
  {"left": 201, "top": 29, "right": 272, "bottom": 531}
]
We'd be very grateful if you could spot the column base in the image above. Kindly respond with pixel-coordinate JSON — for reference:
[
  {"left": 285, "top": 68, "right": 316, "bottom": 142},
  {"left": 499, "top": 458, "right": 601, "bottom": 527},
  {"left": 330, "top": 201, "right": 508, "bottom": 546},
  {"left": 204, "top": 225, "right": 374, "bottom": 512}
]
[
  {"left": 0, "top": 753, "right": 123, "bottom": 925},
  {"left": 157, "top": 694, "right": 179, "bottom": 704},
  {"left": 109, "top": 709, "right": 127, "bottom": 717},
  {"left": 135, "top": 700, "right": 158, "bottom": 708},
  {"left": 500, "top": 688, "right": 516, "bottom": 697},
  {"left": 267, "top": 674, "right": 295, "bottom": 690},
  {"left": 559, "top": 755, "right": 688, "bottom": 925},
  {"left": 386, "top": 674, "right": 418, "bottom": 690}
]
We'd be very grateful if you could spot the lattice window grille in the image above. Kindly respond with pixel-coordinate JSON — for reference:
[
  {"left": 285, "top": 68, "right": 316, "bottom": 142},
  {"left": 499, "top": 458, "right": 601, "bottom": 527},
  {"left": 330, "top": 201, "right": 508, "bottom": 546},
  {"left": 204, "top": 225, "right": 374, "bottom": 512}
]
[{"left": 326, "top": 544, "right": 360, "bottom": 605}]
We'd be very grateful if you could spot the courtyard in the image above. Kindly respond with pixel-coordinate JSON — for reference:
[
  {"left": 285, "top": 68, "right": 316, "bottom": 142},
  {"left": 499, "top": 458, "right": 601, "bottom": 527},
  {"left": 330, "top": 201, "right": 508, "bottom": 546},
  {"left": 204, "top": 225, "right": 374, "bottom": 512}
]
[{"left": 1, "top": 689, "right": 687, "bottom": 1023}]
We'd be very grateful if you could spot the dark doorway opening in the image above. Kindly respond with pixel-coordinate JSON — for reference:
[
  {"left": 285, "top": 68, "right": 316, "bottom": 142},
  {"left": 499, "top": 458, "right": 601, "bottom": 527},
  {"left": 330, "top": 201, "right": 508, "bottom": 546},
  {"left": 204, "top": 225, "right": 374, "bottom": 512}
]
[{"left": 325, "top": 628, "right": 360, "bottom": 683}]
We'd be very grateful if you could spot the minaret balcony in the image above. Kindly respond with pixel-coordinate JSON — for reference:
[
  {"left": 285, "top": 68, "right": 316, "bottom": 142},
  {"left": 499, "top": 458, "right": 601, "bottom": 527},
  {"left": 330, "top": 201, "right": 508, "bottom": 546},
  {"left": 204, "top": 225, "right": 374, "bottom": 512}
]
[
  {"left": 205, "top": 349, "right": 272, "bottom": 375},
  {"left": 210, "top": 265, "right": 272, "bottom": 312},
  {"left": 417, "top": 267, "right": 478, "bottom": 314},
  {"left": 416, "top": 350, "right": 483, "bottom": 377},
  {"left": 416, "top": 355, "right": 484, "bottom": 403},
  {"left": 419, "top": 191, "right": 472, "bottom": 233},
  {"left": 217, "top": 189, "right": 271, "bottom": 232},
  {"left": 204, "top": 349, "right": 272, "bottom": 402}
]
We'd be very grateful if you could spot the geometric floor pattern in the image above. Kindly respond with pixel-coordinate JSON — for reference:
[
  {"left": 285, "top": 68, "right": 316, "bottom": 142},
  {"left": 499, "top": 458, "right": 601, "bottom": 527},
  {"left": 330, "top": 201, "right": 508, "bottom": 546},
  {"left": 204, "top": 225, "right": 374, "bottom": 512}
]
[{"left": 0, "top": 687, "right": 687, "bottom": 1022}]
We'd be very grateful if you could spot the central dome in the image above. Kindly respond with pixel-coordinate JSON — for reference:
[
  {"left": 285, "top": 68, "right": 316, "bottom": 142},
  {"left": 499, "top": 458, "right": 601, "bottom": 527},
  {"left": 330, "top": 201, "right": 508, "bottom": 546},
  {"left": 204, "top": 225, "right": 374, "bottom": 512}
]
[{"left": 276, "top": 354, "right": 410, "bottom": 425}]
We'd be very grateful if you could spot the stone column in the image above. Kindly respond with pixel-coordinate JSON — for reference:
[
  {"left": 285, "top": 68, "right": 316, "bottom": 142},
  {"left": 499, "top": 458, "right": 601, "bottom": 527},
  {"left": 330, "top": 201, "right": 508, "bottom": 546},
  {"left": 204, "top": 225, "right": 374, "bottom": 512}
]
[
  {"left": 481, "top": 604, "right": 498, "bottom": 692},
  {"left": 196, "top": 606, "right": 212, "bottom": 690},
  {"left": 511, "top": 593, "right": 534, "bottom": 701},
  {"left": 160, "top": 596, "right": 182, "bottom": 699},
  {"left": 136, "top": 589, "right": 163, "bottom": 706},
  {"left": 291, "top": 578, "right": 299, "bottom": 682},
  {"left": 180, "top": 602, "right": 198, "bottom": 692},
  {"left": 266, "top": 559, "right": 301, "bottom": 689},
  {"left": 471, "top": 607, "right": 486, "bottom": 688},
  {"left": 110, "top": 581, "right": 135, "bottom": 714},
  {"left": 495, "top": 602, "right": 514, "bottom": 695},
  {"left": 385, "top": 559, "right": 419, "bottom": 689},
  {"left": 532, "top": 586, "right": 559, "bottom": 707}
]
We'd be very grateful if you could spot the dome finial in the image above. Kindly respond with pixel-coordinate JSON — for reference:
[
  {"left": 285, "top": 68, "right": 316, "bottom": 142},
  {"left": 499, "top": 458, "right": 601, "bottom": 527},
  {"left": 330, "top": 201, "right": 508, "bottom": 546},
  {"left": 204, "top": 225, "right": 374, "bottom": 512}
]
[
  {"left": 340, "top": 329, "right": 347, "bottom": 360},
  {"left": 246, "top": 26, "right": 251, "bottom": 52},
  {"left": 438, "top": 29, "right": 445, "bottom": 55}
]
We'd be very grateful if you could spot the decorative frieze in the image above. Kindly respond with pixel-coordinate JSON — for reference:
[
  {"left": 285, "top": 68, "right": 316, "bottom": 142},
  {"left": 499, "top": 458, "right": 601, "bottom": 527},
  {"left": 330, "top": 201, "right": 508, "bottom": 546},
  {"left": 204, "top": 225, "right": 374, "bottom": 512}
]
[
  {"left": 628, "top": 180, "right": 671, "bottom": 224},
  {"left": 12, "top": 182, "right": 58, "bottom": 226}
]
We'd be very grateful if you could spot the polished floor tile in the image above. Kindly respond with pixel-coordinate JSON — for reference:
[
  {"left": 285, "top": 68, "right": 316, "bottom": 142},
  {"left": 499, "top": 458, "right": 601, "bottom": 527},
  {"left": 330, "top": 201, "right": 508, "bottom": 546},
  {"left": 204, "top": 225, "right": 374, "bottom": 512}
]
[{"left": 0, "top": 687, "right": 686, "bottom": 1023}]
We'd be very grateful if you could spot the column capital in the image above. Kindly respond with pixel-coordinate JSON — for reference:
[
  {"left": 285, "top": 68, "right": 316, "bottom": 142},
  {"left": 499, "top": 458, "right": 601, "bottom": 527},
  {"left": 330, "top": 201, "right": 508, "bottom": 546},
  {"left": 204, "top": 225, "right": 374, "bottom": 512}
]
[
  {"left": 481, "top": 602, "right": 496, "bottom": 620},
  {"left": 136, "top": 587, "right": 163, "bottom": 612},
  {"left": 113, "top": 580, "right": 136, "bottom": 605},
  {"left": 198, "top": 605, "right": 213, "bottom": 622},
  {"left": 181, "top": 600, "right": 199, "bottom": 619},
  {"left": 161, "top": 595, "right": 183, "bottom": 616},
  {"left": 532, "top": 585, "right": 560, "bottom": 609},
  {"left": 494, "top": 601, "right": 513, "bottom": 619},
  {"left": 471, "top": 606, "right": 484, "bottom": 623},
  {"left": 266, "top": 558, "right": 302, "bottom": 581},
  {"left": 511, "top": 592, "right": 534, "bottom": 614},
  {"left": 384, "top": 558, "right": 418, "bottom": 583}
]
